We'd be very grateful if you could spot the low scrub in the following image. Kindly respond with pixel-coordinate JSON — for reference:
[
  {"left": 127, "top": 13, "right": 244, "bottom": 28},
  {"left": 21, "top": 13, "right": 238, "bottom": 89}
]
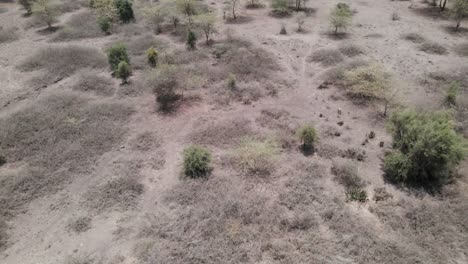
[
  {"left": 52, "top": 11, "right": 104, "bottom": 41},
  {"left": 0, "top": 27, "right": 18, "bottom": 43},
  {"left": 384, "top": 110, "right": 467, "bottom": 186},
  {"left": 343, "top": 64, "right": 390, "bottom": 100},
  {"left": 402, "top": 33, "right": 425, "bottom": 43},
  {"left": 235, "top": 137, "right": 280, "bottom": 176},
  {"left": 419, "top": 41, "right": 448, "bottom": 55},
  {"left": 454, "top": 42, "right": 468, "bottom": 57},
  {"left": 72, "top": 71, "right": 115, "bottom": 96},
  {"left": 308, "top": 48, "right": 344, "bottom": 67},
  {"left": 331, "top": 160, "right": 366, "bottom": 190}
]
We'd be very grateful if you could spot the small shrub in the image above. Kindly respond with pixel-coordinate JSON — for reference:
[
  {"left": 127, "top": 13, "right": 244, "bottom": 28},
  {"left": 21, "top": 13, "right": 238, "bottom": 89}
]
[
  {"left": 279, "top": 23, "right": 287, "bottom": 35},
  {"left": 391, "top": 12, "right": 400, "bottom": 21},
  {"left": 187, "top": 29, "right": 197, "bottom": 49},
  {"left": 0, "top": 155, "right": 6, "bottom": 166},
  {"left": 183, "top": 145, "right": 211, "bottom": 178},
  {"left": 295, "top": 12, "right": 306, "bottom": 32},
  {"left": 446, "top": 81, "right": 459, "bottom": 107},
  {"left": 116, "top": 61, "right": 131, "bottom": 84},
  {"left": 226, "top": 73, "right": 237, "bottom": 89},
  {"left": 346, "top": 188, "right": 367, "bottom": 202},
  {"left": 270, "top": 0, "right": 290, "bottom": 17},
  {"left": 115, "top": 0, "right": 134, "bottom": 23},
  {"left": 19, "top": 0, "right": 32, "bottom": 14},
  {"left": 67, "top": 216, "right": 92, "bottom": 233},
  {"left": 52, "top": 11, "right": 104, "bottom": 41},
  {"left": 454, "top": 42, "right": 468, "bottom": 57},
  {"left": 419, "top": 41, "right": 448, "bottom": 55},
  {"left": 107, "top": 43, "right": 130, "bottom": 73},
  {"left": 296, "top": 125, "right": 317, "bottom": 152},
  {"left": 146, "top": 47, "right": 158, "bottom": 67},
  {"left": 451, "top": 0, "right": 468, "bottom": 31},
  {"left": 384, "top": 110, "right": 467, "bottom": 186},
  {"left": 343, "top": 64, "right": 389, "bottom": 100},
  {"left": 403, "top": 33, "right": 425, "bottom": 43},
  {"left": 235, "top": 137, "right": 280, "bottom": 176}
]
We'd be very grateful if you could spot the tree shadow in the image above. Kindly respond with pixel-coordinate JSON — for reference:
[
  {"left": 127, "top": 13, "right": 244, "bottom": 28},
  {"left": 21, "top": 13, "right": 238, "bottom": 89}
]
[
  {"left": 224, "top": 16, "right": 255, "bottom": 24},
  {"left": 441, "top": 25, "right": 468, "bottom": 36},
  {"left": 37, "top": 26, "right": 61, "bottom": 35},
  {"left": 323, "top": 32, "right": 351, "bottom": 40},
  {"left": 410, "top": 6, "right": 450, "bottom": 20}
]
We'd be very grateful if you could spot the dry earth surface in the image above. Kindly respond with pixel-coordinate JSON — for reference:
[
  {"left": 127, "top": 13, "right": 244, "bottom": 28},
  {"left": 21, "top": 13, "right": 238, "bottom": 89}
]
[{"left": 0, "top": 0, "right": 467, "bottom": 263}]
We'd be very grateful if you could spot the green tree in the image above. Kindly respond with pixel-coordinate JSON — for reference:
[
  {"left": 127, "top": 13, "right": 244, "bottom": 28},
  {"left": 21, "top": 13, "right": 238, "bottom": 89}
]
[
  {"left": 146, "top": 47, "right": 158, "bottom": 67},
  {"left": 451, "top": 0, "right": 468, "bottom": 31},
  {"left": 116, "top": 61, "right": 131, "bottom": 84},
  {"left": 445, "top": 81, "right": 459, "bottom": 107},
  {"left": 330, "top": 3, "right": 353, "bottom": 34},
  {"left": 107, "top": 43, "right": 130, "bottom": 73},
  {"left": 187, "top": 29, "right": 197, "bottom": 49},
  {"left": 97, "top": 16, "right": 112, "bottom": 34},
  {"left": 183, "top": 145, "right": 212, "bottom": 178},
  {"left": 32, "top": 0, "right": 60, "bottom": 29},
  {"left": 176, "top": 0, "right": 196, "bottom": 24},
  {"left": 384, "top": 110, "right": 467, "bottom": 186},
  {"left": 114, "top": 0, "right": 134, "bottom": 23}
]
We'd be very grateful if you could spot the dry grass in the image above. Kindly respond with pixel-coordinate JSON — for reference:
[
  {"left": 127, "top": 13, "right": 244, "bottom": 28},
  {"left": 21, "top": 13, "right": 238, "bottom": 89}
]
[
  {"left": 308, "top": 48, "right": 345, "bottom": 66},
  {"left": 454, "top": 42, "right": 468, "bottom": 57},
  {"left": 67, "top": 216, "right": 92, "bottom": 233},
  {"left": 130, "top": 132, "right": 162, "bottom": 151},
  {"left": 190, "top": 117, "right": 254, "bottom": 147},
  {"left": 0, "top": 93, "right": 133, "bottom": 172},
  {"left": 331, "top": 160, "right": 366, "bottom": 190},
  {"left": 402, "top": 33, "right": 426, "bottom": 43},
  {"left": 419, "top": 41, "right": 448, "bottom": 55},
  {"left": 0, "top": 26, "right": 18, "bottom": 43},
  {"left": 52, "top": 11, "right": 104, "bottom": 41},
  {"left": 85, "top": 176, "right": 144, "bottom": 213},
  {"left": 19, "top": 46, "right": 107, "bottom": 87},
  {"left": 72, "top": 70, "right": 115, "bottom": 96},
  {"left": 343, "top": 63, "right": 390, "bottom": 100}
]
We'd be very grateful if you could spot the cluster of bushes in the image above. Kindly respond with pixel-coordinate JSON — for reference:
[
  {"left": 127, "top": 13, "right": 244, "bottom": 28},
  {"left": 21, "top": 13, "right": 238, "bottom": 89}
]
[
  {"left": 90, "top": 0, "right": 134, "bottom": 34},
  {"left": 384, "top": 110, "right": 467, "bottom": 187},
  {"left": 108, "top": 43, "right": 131, "bottom": 83}
]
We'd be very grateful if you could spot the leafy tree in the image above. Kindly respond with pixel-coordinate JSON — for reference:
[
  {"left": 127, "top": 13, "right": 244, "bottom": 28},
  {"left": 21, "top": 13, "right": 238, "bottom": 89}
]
[
  {"left": 330, "top": 2, "right": 353, "bottom": 34},
  {"left": 297, "top": 124, "right": 317, "bottom": 152},
  {"left": 116, "top": 61, "right": 131, "bottom": 84},
  {"left": 295, "top": 12, "right": 306, "bottom": 31},
  {"left": 32, "top": 0, "right": 60, "bottom": 29},
  {"left": 196, "top": 13, "right": 217, "bottom": 44},
  {"left": 149, "top": 64, "right": 182, "bottom": 112},
  {"left": 183, "top": 145, "right": 212, "bottom": 178},
  {"left": 107, "top": 43, "right": 130, "bottom": 73},
  {"left": 19, "top": 0, "right": 32, "bottom": 14},
  {"left": 114, "top": 0, "right": 134, "bottom": 23},
  {"left": 94, "top": 0, "right": 117, "bottom": 21},
  {"left": 452, "top": 0, "right": 468, "bottom": 31},
  {"left": 187, "top": 29, "right": 197, "bottom": 49},
  {"left": 146, "top": 47, "right": 158, "bottom": 67},
  {"left": 384, "top": 110, "right": 467, "bottom": 186}
]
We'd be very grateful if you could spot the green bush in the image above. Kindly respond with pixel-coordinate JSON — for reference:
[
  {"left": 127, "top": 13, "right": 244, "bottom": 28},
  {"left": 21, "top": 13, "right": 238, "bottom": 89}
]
[
  {"left": 296, "top": 125, "right": 317, "bottom": 152},
  {"left": 226, "top": 73, "right": 236, "bottom": 89},
  {"left": 187, "top": 29, "right": 197, "bottom": 49},
  {"left": 114, "top": 0, "right": 134, "bottom": 23},
  {"left": 19, "top": 0, "right": 32, "bottom": 14},
  {"left": 183, "top": 145, "right": 211, "bottom": 178},
  {"left": 384, "top": 110, "right": 467, "bottom": 185},
  {"left": 97, "top": 16, "right": 112, "bottom": 34},
  {"left": 116, "top": 61, "right": 131, "bottom": 83},
  {"left": 146, "top": 47, "right": 158, "bottom": 67},
  {"left": 107, "top": 43, "right": 130, "bottom": 73},
  {"left": 445, "top": 81, "right": 459, "bottom": 107},
  {"left": 346, "top": 188, "right": 367, "bottom": 202}
]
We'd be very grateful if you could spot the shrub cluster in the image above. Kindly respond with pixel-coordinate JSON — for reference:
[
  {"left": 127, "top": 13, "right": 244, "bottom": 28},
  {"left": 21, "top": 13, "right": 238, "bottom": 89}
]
[
  {"left": 384, "top": 110, "right": 466, "bottom": 186},
  {"left": 296, "top": 125, "right": 317, "bottom": 153},
  {"left": 108, "top": 43, "right": 131, "bottom": 82}
]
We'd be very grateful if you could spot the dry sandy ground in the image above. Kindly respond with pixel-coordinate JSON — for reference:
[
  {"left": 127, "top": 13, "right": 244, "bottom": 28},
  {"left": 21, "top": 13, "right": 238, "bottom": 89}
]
[{"left": 0, "top": 0, "right": 467, "bottom": 263}]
